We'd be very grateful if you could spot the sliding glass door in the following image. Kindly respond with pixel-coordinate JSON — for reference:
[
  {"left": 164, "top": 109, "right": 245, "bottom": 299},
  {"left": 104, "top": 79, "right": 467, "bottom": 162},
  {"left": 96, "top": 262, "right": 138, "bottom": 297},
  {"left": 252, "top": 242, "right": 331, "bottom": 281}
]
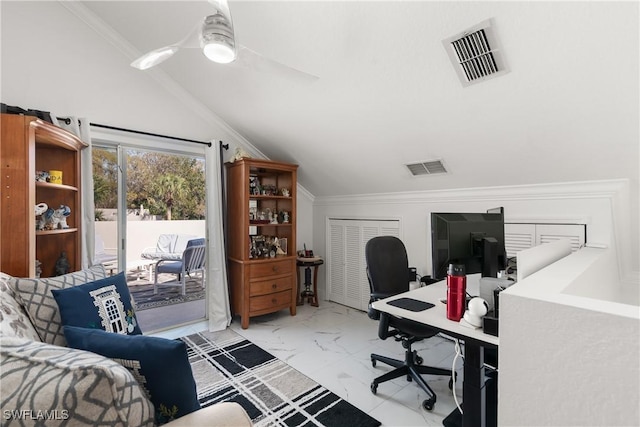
[{"left": 92, "top": 142, "right": 207, "bottom": 332}]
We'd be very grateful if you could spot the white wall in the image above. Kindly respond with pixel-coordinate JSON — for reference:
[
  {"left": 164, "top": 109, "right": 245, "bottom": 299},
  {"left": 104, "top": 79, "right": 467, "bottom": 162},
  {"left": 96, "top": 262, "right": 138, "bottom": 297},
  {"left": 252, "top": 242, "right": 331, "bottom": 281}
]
[
  {"left": 499, "top": 248, "right": 639, "bottom": 425},
  {"left": 312, "top": 179, "right": 635, "bottom": 301},
  {"left": 296, "top": 186, "right": 315, "bottom": 253}
]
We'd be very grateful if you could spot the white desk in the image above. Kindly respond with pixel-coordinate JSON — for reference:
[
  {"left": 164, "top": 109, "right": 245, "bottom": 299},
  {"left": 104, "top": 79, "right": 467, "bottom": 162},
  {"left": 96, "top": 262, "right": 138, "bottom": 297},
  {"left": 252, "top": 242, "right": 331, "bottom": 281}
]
[{"left": 372, "top": 277, "right": 498, "bottom": 427}]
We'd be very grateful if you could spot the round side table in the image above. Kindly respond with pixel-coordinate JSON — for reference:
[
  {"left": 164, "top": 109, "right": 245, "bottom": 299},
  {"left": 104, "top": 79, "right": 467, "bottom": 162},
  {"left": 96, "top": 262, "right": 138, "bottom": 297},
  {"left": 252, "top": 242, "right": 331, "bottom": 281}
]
[{"left": 296, "top": 257, "right": 323, "bottom": 307}]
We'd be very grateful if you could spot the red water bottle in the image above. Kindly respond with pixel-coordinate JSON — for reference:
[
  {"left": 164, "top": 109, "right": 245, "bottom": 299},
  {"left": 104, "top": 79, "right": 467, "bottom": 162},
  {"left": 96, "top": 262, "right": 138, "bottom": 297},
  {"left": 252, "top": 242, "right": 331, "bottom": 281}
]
[{"left": 446, "top": 264, "right": 466, "bottom": 321}]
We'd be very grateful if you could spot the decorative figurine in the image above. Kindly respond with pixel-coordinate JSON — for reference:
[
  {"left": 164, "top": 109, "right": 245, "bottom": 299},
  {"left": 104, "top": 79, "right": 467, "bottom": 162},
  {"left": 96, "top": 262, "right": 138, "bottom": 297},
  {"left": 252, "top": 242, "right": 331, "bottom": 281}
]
[
  {"left": 281, "top": 188, "right": 290, "bottom": 197},
  {"left": 37, "top": 208, "right": 54, "bottom": 231},
  {"left": 50, "top": 205, "right": 71, "bottom": 229},
  {"left": 230, "top": 147, "right": 251, "bottom": 163},
  {"left": 249, "top": 176, "right": 260, "bottom": 195},
  {"left": 35, "top": 260, "right": 42, "bottom": 278},
  {"left": 274, "top": 238, "right": 286, "bottom": 256},
  {"left": 55, "top": 251, "right": 70, "bottom": 276},
  {"left": 269, "top": 209, "right": 278, "bottom": 224},
  {"left": 35, "top": 171, "right": 49, "bottom": 182},
  {"left": 35, "top": 202, "right": 48, "bottom": 216}
]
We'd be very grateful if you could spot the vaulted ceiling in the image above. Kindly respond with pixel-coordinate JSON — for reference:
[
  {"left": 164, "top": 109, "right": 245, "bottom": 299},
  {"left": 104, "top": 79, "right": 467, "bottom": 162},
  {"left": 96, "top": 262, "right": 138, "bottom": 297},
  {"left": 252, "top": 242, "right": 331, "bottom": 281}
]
[{"left": 3, "top": 1, "right": 639, "bottom": 198}]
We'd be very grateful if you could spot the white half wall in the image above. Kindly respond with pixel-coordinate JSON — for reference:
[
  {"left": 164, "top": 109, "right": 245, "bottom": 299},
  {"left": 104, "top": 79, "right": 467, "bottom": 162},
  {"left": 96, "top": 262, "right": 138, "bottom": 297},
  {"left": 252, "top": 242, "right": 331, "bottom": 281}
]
[{"left": 499, "top": 247, "right": 639, "bottom": 425}]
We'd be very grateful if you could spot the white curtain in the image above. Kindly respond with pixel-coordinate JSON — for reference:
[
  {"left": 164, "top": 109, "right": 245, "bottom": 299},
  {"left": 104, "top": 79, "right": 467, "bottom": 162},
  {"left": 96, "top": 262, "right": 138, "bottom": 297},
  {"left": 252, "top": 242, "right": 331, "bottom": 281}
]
[
  {"left": 57, "top": 117, "right": 95, "bottom": 269},
  {"left": 205, "top": 141, "right": 232, "bottom": 330}
]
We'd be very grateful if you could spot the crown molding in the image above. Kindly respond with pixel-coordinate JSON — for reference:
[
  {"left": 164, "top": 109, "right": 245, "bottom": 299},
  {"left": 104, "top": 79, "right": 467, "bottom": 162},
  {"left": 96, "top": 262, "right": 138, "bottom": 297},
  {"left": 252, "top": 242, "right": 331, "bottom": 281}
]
[
  {"left": 297, "top": 184, "right": 315, "bottom": 203},
  {"left": 313, "top": 179, "right": 630, "bottom": 206}
]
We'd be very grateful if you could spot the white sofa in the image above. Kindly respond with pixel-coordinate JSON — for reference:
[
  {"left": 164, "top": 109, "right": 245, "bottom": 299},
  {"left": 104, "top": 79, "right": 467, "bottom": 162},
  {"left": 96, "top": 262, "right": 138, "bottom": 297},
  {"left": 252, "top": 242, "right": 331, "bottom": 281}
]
[{"left": 0, "top": 267, "right": 251, "bottom": 427}]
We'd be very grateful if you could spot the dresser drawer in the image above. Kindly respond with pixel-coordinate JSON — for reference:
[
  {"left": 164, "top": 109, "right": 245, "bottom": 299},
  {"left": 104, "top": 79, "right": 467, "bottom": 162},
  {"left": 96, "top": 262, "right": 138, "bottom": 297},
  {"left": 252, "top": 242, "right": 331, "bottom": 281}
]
[
  {"left": 251, "top": 276, "right": 292, "bottom": 297},
  {"left": 249, "top": 290, "right": 291, "bottom": 313},
  {"left": 249, "top": 259, "right": 292, "bottom": 278}
]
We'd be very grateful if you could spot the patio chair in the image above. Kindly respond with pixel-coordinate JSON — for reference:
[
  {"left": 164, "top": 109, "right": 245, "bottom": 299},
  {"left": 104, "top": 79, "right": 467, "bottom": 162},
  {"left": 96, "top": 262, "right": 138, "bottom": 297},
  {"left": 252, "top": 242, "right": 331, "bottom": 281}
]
[
  {"left": 142, "top": 234, "right": 197, "bottom": 261},
  {"left": 154, "top": 238, "right": 206, "bottom": 295},
  {"left": 94, "top": 234, "right": 117, "bottom": 266}
]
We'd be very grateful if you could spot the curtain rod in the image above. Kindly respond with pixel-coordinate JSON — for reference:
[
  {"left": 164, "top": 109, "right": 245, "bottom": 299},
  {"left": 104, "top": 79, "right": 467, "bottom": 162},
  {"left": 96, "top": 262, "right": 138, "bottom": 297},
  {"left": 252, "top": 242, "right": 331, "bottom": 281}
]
[
  {"left": 90, "top": 122, "right": 213, "bottom": 147},
  {"left": 56, "top": 116, "right": 218, "bottom": 147}
]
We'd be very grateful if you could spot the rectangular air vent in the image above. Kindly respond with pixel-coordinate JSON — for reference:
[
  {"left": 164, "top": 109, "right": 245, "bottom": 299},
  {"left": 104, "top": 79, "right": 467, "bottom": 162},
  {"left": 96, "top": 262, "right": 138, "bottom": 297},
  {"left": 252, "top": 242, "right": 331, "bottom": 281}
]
[
  {"left": 443, "top": 19, "right": 509, "bottom": 87},
  {"left": 406, "top": 160, "right": 448, "bottom": 176}
]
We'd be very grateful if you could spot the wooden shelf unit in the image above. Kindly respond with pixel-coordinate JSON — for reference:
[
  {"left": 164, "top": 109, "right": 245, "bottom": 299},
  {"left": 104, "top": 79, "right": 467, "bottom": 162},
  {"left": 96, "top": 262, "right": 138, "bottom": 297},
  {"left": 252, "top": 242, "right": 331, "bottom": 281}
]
[
  {"left": 1, "top": 114, "right": 86, "bottom": 278},
  {"left": 225, "top": 158, "right": 298, "bottom": 329}
]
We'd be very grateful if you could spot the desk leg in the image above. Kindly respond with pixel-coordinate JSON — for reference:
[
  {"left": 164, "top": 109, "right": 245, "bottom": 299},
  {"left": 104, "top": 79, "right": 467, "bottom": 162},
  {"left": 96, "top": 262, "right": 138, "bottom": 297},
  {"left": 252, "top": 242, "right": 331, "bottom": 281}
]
[{"left": 463, "top": 342, "right": 487, "bottom": 427}]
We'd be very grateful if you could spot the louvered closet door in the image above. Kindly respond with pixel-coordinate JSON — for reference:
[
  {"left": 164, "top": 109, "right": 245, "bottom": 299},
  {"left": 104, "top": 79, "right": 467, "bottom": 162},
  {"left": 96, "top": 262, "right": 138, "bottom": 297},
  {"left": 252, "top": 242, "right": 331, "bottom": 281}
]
[
  {"left": 504, "top": 224, "right": 536, "bottom": 258},
  {"left": 327, "top": 219, "right": 400, "bottom": 311},
  {"left": 504, "top": 223, "right": 586, "bottom": 258}
]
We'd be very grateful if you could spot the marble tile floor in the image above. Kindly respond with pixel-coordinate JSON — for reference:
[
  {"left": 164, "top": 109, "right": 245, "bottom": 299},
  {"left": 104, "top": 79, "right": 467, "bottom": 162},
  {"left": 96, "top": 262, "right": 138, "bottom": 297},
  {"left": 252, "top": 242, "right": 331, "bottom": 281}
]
[{"left": 152, "top": 300, "right": 464, "bottom": 427}]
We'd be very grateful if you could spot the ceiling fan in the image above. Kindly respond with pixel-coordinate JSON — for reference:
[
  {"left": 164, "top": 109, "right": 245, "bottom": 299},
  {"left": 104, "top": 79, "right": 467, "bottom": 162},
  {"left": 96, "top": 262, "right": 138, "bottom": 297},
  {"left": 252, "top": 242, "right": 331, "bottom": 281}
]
[{"left": 130, "top": 0, "right": 317, "bottom": 82}]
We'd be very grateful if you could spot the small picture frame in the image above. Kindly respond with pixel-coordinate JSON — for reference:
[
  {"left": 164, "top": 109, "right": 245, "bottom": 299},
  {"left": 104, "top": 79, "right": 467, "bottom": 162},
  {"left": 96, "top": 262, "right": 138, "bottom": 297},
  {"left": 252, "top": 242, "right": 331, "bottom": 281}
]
[{"left": 279, "top": 238, "right": 288, "bottom": 255}]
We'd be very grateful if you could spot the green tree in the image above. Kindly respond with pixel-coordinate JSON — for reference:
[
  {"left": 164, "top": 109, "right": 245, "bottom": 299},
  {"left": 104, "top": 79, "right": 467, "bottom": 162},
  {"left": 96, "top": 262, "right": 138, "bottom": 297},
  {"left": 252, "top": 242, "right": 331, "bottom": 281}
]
[
  {"left": 92, "top": 148, "right": 118, "bottom": 209},
  {"left": 150, "top": 173, "right": 186, "bottom": 220},
  {"left": 95, "top": 150, "right": 205, "bottom": 220}
]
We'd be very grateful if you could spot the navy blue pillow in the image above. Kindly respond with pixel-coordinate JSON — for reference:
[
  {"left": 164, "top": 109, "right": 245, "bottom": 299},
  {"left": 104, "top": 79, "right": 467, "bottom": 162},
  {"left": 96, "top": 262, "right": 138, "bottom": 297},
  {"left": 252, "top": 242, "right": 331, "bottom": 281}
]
[
  {"left": 64, "top": 326, "right": 201, "bottom": 424},
  {"left": 51, "top": 271, "right": 142, "bottom": 335}
]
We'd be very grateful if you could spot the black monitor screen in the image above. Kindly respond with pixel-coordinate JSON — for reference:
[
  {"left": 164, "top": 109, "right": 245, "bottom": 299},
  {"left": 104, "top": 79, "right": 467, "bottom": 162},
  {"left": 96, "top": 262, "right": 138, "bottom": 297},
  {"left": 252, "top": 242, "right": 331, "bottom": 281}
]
[{"left": 430, "top": 212, "right": 506, "bottom": 280}]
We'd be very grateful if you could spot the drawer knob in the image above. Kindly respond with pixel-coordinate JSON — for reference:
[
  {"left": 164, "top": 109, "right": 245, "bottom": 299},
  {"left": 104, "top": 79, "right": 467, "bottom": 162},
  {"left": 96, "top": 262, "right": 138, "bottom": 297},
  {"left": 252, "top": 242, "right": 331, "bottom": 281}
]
[
  {"left": 272, "top": 298, "right": 277, "bottom": 304},
  {"left": 272, "top": 283, "right": 277, "bottom": 289},
  {"left": 272, "top": 266, "right": 279, "bottom": 272}
]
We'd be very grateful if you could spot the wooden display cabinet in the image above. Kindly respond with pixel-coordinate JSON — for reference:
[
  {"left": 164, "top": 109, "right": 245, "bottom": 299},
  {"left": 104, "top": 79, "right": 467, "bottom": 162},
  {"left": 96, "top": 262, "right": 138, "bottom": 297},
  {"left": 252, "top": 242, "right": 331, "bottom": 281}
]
[
  {"left": 225, "top": 158, "right": 298, "bottom": 328},
  {"left": 1, "top": 114, "right": 86, "bottom": 278}
]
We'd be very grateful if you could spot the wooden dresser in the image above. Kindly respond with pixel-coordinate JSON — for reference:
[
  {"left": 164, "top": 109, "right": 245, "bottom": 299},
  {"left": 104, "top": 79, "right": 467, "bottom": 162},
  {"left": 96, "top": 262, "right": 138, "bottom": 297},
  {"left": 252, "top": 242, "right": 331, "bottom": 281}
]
[{"left": 225, "top": 158, "right": 298, "bottom": 329}]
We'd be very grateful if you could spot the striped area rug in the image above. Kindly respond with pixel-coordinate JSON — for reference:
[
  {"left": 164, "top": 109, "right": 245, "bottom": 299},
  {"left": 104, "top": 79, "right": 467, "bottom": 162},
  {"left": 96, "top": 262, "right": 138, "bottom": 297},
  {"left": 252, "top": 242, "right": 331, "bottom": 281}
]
[{"left": 180, "top": 329, "right": 381, "bottom": 427}]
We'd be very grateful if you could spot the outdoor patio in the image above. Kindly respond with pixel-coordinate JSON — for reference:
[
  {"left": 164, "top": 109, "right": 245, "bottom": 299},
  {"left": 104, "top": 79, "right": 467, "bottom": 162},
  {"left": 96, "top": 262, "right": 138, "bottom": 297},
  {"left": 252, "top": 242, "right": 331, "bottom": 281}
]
[
  {"left": 95, "top": 218, "right": 207, "bottom": 331},
  {"left": 127, "top": 270, "right": 206, "bottom": 332}
]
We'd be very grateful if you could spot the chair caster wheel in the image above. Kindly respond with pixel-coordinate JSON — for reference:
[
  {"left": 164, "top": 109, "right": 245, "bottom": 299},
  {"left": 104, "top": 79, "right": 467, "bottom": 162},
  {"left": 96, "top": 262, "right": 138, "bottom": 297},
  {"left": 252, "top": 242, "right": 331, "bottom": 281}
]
[
  {"left": 371, "top": 358, "right": 377, "bottom": 368},
  {"left": 370, "top": 382, "right": 378, "bottom": 394},
  {"left": 423, "top": 396, "right": 436, "bottom": 411}
]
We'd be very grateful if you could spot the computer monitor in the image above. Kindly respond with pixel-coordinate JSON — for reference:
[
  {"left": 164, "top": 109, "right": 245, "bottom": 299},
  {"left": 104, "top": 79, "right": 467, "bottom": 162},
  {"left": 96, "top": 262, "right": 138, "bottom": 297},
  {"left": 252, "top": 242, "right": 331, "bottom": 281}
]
[{"left": 430, "top": 212, "right": 507, "bottom": 280}]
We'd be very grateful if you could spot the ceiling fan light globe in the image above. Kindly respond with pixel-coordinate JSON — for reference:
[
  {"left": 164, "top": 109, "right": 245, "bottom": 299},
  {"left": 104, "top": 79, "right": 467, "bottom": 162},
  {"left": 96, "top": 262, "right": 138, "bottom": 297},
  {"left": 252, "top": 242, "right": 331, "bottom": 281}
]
[{"left": 203, "top": 41, "right": 236, "bottom": 64}]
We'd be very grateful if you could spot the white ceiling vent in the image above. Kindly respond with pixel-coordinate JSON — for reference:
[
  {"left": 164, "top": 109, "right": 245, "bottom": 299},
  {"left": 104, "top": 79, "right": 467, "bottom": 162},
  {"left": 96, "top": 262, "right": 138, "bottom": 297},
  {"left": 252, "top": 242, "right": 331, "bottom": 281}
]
[
  {"left": 443, "top": 19, "right": 509, "bottom": 87},
  {"left": 406, "top": 160, "right": 448, "bottom": 177}
]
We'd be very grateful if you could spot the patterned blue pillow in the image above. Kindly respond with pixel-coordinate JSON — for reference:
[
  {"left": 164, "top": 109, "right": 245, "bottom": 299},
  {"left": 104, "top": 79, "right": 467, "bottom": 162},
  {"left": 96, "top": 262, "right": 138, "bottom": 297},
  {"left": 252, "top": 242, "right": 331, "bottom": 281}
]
[
  {"left": 51, "top": 272, "right": 142, "bottom": 335},
  {"left": 63, "top": 326, "right": 201, "bottom": 424}
]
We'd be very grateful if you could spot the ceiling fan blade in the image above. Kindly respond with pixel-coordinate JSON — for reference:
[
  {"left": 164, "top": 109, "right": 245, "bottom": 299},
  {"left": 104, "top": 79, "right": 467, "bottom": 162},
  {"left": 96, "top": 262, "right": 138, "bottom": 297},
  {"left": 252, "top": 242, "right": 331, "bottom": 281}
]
[
  {"left": 236, "top": 45, "right": 319, "bottom": 83},
  {"left": 130, "top": 21, "right": 202, "bottom": 70},
  {"left": 131, "top": 45, "right": 180, "bottom": 70}
]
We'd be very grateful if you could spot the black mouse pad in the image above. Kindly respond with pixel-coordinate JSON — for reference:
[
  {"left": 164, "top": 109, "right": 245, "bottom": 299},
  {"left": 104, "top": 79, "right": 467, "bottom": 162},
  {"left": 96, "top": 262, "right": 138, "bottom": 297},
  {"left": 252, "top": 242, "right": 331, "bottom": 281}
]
[{"left": 387, "top": 297, "right": 435, "bottom": 312}]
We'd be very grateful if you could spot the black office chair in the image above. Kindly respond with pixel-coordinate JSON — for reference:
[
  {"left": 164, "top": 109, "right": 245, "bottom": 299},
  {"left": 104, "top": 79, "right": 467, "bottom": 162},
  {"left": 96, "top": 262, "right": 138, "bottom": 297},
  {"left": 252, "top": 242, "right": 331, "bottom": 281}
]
[{"left": 366, "top": 236, "right": 453, "bottom": 411}]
